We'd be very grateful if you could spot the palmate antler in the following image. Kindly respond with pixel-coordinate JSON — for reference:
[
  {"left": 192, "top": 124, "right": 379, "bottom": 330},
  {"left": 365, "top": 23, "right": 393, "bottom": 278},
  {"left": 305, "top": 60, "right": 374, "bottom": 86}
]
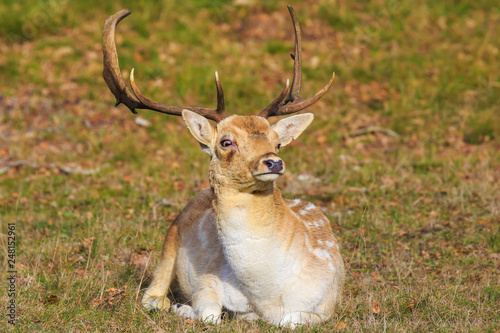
[
  {"left": 259, "top": 6, "right": 335, "bottom": 118},
  {"left": 102, "top": 9, "right": 228, "bottom": 122},
  {"left": 102, "top": 6, "right": 334, "bottom": 122}
]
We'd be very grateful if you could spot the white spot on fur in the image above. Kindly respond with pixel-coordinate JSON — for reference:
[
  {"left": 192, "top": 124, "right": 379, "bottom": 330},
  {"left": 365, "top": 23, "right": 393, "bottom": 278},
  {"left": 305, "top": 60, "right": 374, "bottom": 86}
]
[
  {"left": 325, "top": 241, "right": 334, "bottom": 248},
  {"left": 313, "top": 220, "right": 325, "bottom": 227},
  {"left": 304, "top": 234, "right": 313, "bottom": 252},
  {"left": 306, "top": 203, "right": 315, "bottom": 210},
  {"left": 328, "top": 262, "right": 335, "bottom": 271},
  {"left": 299, "top": 203, "right": 315, "bottom": 216},
  {"left": 288, "top": 199, "right": 301, "bottom": 207},
  {"left": 313, "top": 248, "right": 332, "bottom": 261}
]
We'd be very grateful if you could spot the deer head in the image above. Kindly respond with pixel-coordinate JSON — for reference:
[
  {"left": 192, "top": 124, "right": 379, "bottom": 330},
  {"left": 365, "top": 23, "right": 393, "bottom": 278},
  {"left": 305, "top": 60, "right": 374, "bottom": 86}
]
[
  {"left": 102, "top": 5, "right": 335, "bottom": 122},
  {"left": 182, "top": 111, "right": 313, "bottom": 192}
]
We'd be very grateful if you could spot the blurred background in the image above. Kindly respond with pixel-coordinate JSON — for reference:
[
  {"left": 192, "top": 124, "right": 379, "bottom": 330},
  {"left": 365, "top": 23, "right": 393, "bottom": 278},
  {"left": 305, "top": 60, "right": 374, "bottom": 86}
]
[{"left": 0, "top": 0, "right": 499, "bottom": 331}]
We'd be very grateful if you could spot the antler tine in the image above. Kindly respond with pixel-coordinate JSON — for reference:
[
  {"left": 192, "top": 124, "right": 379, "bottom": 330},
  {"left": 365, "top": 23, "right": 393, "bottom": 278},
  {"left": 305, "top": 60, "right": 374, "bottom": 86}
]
[
  {"left": 270, "top": 73, "right": 335, "bottom": 116},
  {"left": 102, "top": 9, "right": 229, "bottom": 122},
  {"left": 285, "top": 5, "right": 302, "bottom": 104},
  {"left": 102, "top": 9, "right": 140, "bottom": 113},
  {"left": 215, "top": 71, "right": 225, "bottom": 113},
  {"left": 258, "top": 79, "right": 290, "bottom": 118},
  {"left": 260, "top": 5, "right": 335, "bottom": 119}
]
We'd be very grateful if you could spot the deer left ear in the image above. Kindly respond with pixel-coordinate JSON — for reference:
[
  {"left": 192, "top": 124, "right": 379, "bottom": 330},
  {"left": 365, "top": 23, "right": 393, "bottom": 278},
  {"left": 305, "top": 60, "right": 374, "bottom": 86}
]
[
  {"left": 271, "top": 113, "right": 314, "bottom": 147},
  {"left": 182, "top": 109, "right": 215, "bottom": 155}
]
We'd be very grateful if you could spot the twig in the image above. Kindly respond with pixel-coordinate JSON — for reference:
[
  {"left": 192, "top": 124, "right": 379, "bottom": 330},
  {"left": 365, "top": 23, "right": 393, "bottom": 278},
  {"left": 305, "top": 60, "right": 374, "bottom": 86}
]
[
  {"left": 348, "top": 126, "right": 400, "bottom": 138},
  {"left": 91, "top": 290, "right": 125, "bottom": 307},
  {"left": 0, "top": 160, "right": 105, "bottom": 175}
]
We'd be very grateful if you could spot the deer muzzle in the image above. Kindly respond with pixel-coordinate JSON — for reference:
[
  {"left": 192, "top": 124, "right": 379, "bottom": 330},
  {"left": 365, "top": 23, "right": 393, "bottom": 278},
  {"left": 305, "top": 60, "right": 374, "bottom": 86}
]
[
  {"left": 263, "top": 159, "right": 283, "bottom": 174},
  {"left": 252, "top": 154, "right": 285, "bottom": 182}
]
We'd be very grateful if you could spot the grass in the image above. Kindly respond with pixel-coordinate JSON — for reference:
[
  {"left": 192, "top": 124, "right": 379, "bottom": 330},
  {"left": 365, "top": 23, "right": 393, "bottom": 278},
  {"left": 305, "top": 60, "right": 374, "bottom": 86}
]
[{"left": 1, "top": 0, "right": 499, "bottom": 331}]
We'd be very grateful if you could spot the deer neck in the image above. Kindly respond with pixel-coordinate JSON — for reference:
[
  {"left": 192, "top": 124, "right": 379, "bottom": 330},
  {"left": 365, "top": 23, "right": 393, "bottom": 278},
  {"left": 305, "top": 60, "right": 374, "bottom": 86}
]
[
  {"left": 209, "top": 171, "right": 299, "bottom": 297},
  {"left": 210, "top": 180, "right": 286, "bottom": 240}
]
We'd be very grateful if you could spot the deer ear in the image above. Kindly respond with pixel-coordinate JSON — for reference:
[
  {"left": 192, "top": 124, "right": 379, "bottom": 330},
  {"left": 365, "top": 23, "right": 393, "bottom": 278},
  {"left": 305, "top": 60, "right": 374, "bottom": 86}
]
[
  {"left": 271, "top": 113, "right": 314, "bottom": 147},
  {"left": 182, "top": 110, "right": 215, "bottom": 155}
]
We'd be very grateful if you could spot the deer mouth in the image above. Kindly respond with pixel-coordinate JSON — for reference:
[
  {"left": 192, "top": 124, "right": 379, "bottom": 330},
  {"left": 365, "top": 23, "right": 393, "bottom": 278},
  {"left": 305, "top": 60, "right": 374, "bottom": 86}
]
[{"left": 253, "top": 171, "right": 284, "bottom": 182}]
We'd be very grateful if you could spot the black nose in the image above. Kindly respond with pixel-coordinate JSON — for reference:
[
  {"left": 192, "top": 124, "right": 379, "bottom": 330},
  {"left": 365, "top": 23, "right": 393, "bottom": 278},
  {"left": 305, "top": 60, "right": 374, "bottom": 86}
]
[{"left": 264, "top": 159, "right": 283, "bottom": 173}]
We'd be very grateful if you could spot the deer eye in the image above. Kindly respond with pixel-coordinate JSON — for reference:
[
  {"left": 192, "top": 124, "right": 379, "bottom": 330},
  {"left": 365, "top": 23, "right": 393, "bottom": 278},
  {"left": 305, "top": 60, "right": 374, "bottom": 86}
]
[
  {"left": 276, "top": 143, "right": 281, "bottom": 152},
  {"left": 220, "top": 139, "right": 233, "bottom": 148}
]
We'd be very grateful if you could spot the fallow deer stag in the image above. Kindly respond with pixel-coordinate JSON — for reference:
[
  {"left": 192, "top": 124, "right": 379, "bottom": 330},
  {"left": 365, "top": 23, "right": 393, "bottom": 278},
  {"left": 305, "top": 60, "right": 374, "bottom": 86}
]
[{"left": 103, "top": 6, "right": 344, "bottom": 327}]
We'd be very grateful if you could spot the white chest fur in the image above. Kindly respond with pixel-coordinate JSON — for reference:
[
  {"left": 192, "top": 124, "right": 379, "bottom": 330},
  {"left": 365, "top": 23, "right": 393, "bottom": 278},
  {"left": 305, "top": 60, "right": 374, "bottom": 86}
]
[{"left": 216, "top": 205, "right": 302, "bottom": 302}]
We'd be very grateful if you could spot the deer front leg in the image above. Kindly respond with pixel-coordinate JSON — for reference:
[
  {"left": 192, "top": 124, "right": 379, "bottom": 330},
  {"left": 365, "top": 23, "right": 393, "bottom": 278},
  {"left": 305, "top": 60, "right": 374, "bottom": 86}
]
[
  {"left": 142, "top": 224, "right": 180, "bottom": 311},
  {"left": 173, "top": 272, "right": 224, "bottom": 324},
  {"left": 141, "top": 252, "right": 175, "bottom": 311},
  {"left": 142, "top": 292, "right": 170, "bottom": 311},
  {"left": 192, "top": 287, "right": 223, "bottom": 324},
  {"left": 278, "top": 311, "right": 326, "bottom": 328},
  {"left": 172, "top": 287, "right": 223, "bottom": 324}
]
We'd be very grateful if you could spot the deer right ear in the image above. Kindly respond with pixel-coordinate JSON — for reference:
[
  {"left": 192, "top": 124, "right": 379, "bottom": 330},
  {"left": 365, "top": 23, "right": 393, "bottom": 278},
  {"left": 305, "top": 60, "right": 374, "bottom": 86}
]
[
  {"left": 271, "top": 113, "right": 314, "bottom": 147},
  {"left": 182, "top": 110, "right": 215, "bottom": 155}
]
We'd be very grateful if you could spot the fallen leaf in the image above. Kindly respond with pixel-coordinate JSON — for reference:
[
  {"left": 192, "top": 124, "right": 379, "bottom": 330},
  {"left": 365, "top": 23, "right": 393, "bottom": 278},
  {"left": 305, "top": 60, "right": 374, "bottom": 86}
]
[
  {"left": 43, "top": 295, "right": 59, "bottom": 305},
  {"left": 81, "top": 237, "right": 95, "bottom": 248},
  {"left": 75, "top": 269, "right": 90, "bottom": 278},
  {"left": 380, "top": 175, "right": 396, "bottom": 189},
  {"left": 184, "top": 318, "right": 196, "bottom": 325},
  {"left": 334, "top": 321, "right": 347, "bottom": 330},
  {"left": 371, "top": 301, "right": 381, "bottom": 314},
  {"left": 357, "top": 228, "right": 366, "bottom": 235},
  {"left": 316, "top": 134, "right": 327, "bottom": 144},
  {"left": 174, "top": 181, "right": 186, "bottom": 191},
  {"left": 408, "top": 298, "right": 418, "bottom": 312},
  {"left": 130, "top": 253, "right": 149, "bottom": 269}
]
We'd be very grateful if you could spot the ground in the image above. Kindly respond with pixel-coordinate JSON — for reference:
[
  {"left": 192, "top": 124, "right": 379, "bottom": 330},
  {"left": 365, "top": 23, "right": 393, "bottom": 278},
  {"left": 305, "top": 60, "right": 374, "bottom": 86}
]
[{"left": 0, "top": 0, "right": 499, "bottom": 331}]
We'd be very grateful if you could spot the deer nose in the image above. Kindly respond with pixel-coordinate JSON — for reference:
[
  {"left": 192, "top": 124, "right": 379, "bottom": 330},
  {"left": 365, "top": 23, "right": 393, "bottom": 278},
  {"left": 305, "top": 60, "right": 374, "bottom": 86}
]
[{"left": 263, "top": 159, "right": 283, "bottom": 173}]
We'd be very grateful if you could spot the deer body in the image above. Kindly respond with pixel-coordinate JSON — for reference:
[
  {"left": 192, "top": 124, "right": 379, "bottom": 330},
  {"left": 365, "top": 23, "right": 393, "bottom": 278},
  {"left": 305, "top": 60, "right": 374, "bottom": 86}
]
[
  {"left": 102, "top": 6, "right": 344, "bottom": 327},
  {"left": 142, "top": 115, "right": 344, "bottom": 326}
]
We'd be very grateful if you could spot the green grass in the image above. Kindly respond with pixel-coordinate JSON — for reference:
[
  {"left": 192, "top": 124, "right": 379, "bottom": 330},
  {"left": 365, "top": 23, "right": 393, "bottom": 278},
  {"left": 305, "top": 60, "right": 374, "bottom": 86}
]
[{"left": 1, "top": 0, "right": 499, "bottom": 331}]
